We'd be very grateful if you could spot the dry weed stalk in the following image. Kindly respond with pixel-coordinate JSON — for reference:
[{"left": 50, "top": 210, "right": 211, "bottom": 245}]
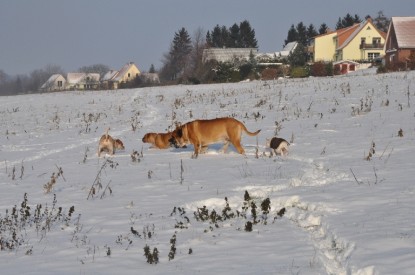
[{"left": 43, "top": 165, "right": 65, "bottom": 194}]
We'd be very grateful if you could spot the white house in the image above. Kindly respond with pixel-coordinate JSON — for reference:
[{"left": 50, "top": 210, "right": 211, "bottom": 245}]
[
  {"left": 66, "top": 73, "right": 100, "bottom": 90},
  {"left": 40, "top": 74, "right": 66, "bottom": 92}
]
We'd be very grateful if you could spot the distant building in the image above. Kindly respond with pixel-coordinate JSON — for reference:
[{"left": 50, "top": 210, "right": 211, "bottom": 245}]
[
  {"left": 202, "top": 48, "right": 258, "bottom": 63},
  {"left": 333, "top": 60, "right": 360, "bottom": 74},
  {"left": 256, "top": 42, "right": 298, "bottom": 65},
  {"left": 384, "top": 17, "right": 415, "bottom": 69},
  {"left": 102, "top": 62, "right": 141, "bottom": 89},
  {"left": 310, "top": 18, "right": 386, "bottom": 62},
  {"left": 66, "top": 73, "right": 100, "bottom": 90},
  {"left": 40, "top": 74, "right": 66, "bottom": 92},
  {"left": 141, "top": 72, "right": 160, "bottom": 84}
]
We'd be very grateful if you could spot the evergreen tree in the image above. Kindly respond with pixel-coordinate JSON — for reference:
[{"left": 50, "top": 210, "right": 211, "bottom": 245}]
[
  {"left": 285, "top": 24, "right": 298, "bottom": 46},
  {"left": 229, "top": 23, "right": 240, "bottom": 47},
  {"left": 307, "top": 24, "right": 318, "bottom": 40},
  {"left": 207, "top": 20, "right": 257, "bottom": 48},
  {"left": 319, "top": 23, "right": 329, "bottom": 34},
  {"left": 211, "top": 25, "right": 223, "bottom": 48},
  {"left": 373, "top": 11, "right": 391, "bottom": 32},
  {"left": 221, "top": 25, "right": 230, "bottom": 47},
  {"left": 239, "top": 20, "right": 258, "bottom": 48},
  {"left": 149, "top": 64, "right": 156, "bottom": 73},
  {"left": 161, "top": 27, "right": 192, "bottom": 81},
  {"left": 206, "top": 31, "right": 212, "bottom": 47},
  {"left": 288, "top": 43, "right": 307, "bottom": 67},
  {"left": 296, "top": 22, "right": 308, "bottom": 46},
  {"left": 336, "top": 13, "right": 361, "bottom": 29}
]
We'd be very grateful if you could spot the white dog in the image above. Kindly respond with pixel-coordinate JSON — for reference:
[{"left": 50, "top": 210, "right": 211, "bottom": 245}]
[{"left": 266, "top": 137, "right": 290, "bottom": 156}]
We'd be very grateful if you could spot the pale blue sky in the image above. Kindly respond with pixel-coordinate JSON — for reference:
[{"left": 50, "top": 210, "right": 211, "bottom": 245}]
[{"left": 0, "top": 0, "right": 413, "bottom": 75}]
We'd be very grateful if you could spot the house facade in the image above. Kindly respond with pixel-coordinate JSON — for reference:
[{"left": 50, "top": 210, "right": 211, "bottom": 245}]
[
  {"left": 384, "top": 17, "right": 415, "bottom": 69},
  {"left": 66, "top": 73, "right": 100, "bottom": 90},
  {"left": 40, "top": 74, "right": 66, "bottom": 92},
  {"left": 202, "top": 48, "right": 258, "bottom": 64},
  {"left": 333, "top": 60, "right": 360, "bottom": 74},
  {"left": 104, "top": 62, "right": 141, "bottom": 89},
  {"left": 311, "top": 18, "right": 386, "bottom": 62}
]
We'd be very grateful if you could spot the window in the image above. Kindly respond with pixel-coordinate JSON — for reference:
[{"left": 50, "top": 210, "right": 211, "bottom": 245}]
[
  {"left": 57, "top": 81, "right": 62, "bottom": 87},
  {"left": 368, "top": 52, "right": 380, "bottom": 60},
  {"left": 372, "top": 37, "right": 381, "bottom": 45},
  {"left": 360, "top": 37, "right": 366, "bottom": 47}
]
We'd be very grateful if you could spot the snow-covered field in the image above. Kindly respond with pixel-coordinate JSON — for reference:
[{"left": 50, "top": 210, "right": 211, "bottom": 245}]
[{"left": 1, "top": 69, "right": 414, "bottom": 274}]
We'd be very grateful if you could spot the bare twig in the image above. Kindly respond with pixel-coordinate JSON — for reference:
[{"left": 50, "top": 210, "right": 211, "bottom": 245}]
[{"left": 350, "top": 168, "right": 363, "bottom": 185}]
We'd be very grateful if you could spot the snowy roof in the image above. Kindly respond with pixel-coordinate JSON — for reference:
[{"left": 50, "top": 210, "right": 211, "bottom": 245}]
[
  {"left": 112, "top": 62, "right": 139, "bottom": 82},
  {"left": 40, "top": 74, "right": 65, "bottom": 89},
  {"left": 333, "top": 60, "right": 360, "bottom": 65},
  {"left": 282, "top": 41, "right": 298, "bottom": 52},
  {"left": 390, "top": 17, "right": 415, "bottom": 48},
  {"left": 203, "top": 48, "right": 258, "bottom": 63},
  {"left": 102, "top": 70, "right": 119, "bottom": 81},
  {"left": 67, "top": 73, "right": 100, "bottom": 84},
  {"left": 266, "top": 41, "right": 298, "bottom": 58}
]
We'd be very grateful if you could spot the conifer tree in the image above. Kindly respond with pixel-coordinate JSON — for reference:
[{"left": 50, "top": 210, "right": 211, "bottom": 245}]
[
  {"left": 239, "top": 20, "right": 258, "bottom": 48},
  {"left": 373, "top": 11, "right": 391, "bottom": 32},
  {"left": 160, "top": 27, "right": 192, "bottom": 81},
  {"left": 229, "top": 23, "right": 240, "bottom": 47},
  {"left": 307, "top": 24, "right": 318, "bottom": 40},
  {"left": 285, "top": 24, "right": 298, "bottom": 46},
  {"left": 319, "top": 23, "right": 328, "bottom": 34}
]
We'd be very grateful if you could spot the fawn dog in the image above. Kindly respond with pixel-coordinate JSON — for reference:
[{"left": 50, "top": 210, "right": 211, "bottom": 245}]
[
  {"left": 142, "top": 132, "right": 175, "bottom": 149},
  {"left": 170, "top": 117, "right": 260, "bottom": 158},
  {"left": 98, "top": 128, "right": 125, "bottom": 157}
]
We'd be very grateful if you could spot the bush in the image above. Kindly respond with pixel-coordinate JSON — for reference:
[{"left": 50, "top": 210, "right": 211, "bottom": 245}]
[
  {"left": 310, "top": 62, "right": 327, "bottom": 77},
  {"left": 261, "top": 68, "right": 278, "bottom": 80},
  {"left": 290, "top": 66, "right": 309, "bottom": 78},
  {"left": 310, "top": 62, "right": 334, "bottom": 77},
  {"left": 377, "top": 64, "right": 387, "bottom": 74}
]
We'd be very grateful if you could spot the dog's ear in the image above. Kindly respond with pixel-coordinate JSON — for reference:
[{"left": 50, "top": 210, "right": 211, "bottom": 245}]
[{"left": 177, "top": 128, "right": 183, "bottom": 138}]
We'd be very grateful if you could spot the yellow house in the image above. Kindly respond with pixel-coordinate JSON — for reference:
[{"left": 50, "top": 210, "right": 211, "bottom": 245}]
[
  {"left": 104, "top": 62, "right": 141, "bottom": 89},
  {"left": 311, "top": 18, "right": 386, "bottom": 62}
]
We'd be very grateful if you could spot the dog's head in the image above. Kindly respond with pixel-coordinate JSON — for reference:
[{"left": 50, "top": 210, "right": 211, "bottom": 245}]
[
  {"left": 142, "top": 133, "right": 156, "bottom": 144},
  {"left": 169, "top": 125, "right": 187, "bottom": 148},
  {"left": 115, "top": 139, "right": 125, "bottom": 150}
]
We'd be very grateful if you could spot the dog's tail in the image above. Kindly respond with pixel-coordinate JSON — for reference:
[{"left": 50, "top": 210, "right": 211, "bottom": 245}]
[
  {"left": 105, "top": 127, "right": 110, "bottom": 140},
  {"left": 242, "top": 124, "right": 261, "bottom": 136}
]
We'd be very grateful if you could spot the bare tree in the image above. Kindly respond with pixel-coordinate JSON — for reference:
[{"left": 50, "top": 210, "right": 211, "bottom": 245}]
[{"left": 186, "top": 27, "right": 207, "bottom": 82}]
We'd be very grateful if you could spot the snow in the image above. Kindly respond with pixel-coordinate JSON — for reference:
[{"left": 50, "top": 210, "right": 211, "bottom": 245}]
[{"left": 1, "top": 70, "right": 415, "bottom": 274}]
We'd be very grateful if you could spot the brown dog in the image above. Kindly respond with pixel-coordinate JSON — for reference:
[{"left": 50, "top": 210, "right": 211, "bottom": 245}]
[
  {"left": 142, "top": 132, "right": 174, "bottom": 149},
  {"left": 266, "top": 137, "right": 290, "bottom": 156},
  {"left": 170, "top": 117, "right": 260, "bottom": 158},
  {"left": 98, "top": 128, "right": 125, "bottom": 157}
]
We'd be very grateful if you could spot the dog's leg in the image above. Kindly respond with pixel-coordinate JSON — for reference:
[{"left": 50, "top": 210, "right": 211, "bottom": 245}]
[
  {"left": 192, "top": 142, "right": 201, "bottom": 158},
  {"left": 221, "top": 141, "right": 230, "bottom": 153},
  {"left": 232, "top": 140, "right": 245, "bottom": 155}
]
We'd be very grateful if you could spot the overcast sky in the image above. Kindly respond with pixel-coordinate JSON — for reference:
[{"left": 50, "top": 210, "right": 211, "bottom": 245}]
[{"left": 0, "top": 0, "right": 412, "bottom": 76}]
